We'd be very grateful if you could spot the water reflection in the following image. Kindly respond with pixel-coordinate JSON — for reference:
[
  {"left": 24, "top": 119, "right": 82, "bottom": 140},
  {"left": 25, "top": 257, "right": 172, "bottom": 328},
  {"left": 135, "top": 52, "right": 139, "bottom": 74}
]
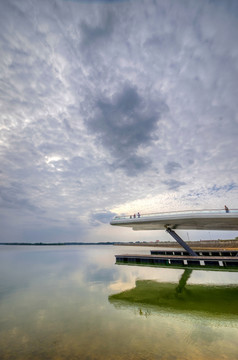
[
  {"left": 109, "top": 269, "right": 238, "bottom": 319},
  {"left": 1, "top": 246, "right": 238, "bottom": 360}
]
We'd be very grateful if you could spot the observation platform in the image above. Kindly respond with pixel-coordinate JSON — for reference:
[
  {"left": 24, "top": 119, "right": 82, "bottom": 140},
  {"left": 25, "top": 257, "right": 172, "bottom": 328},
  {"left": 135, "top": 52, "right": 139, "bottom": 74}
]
[
  {"left": 110, "top": 209, "right": 238, "bottom": 260},
  {"left": 110, "top": 209, "right": 238, "bottom": 231}
]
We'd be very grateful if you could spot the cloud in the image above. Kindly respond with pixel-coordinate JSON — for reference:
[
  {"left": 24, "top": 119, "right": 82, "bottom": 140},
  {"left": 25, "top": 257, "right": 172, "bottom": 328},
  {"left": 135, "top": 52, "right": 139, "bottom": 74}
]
[
  {"left": 0, "top": 184, "right": 44, "bottom": 214},
  {"left": 164, "top": 161, "right": 182, "bottom": 174},
  {"left": 65, "top": 0, "right": 126, "bottom": 3},
  {"left": 90, "top": 210, "right": 116, "bottom": 226},
  {"left": 163, "top": 180, "right": 186, "bottom": 191},
  {"left": 86, "top": 84, "right": 168, "bottom": 176},
  {"left": 0, "top": 0, "right": 238, "bottom": 242},
  {"left": 80, "top": 11, "right": 115, "bottom": 48}
]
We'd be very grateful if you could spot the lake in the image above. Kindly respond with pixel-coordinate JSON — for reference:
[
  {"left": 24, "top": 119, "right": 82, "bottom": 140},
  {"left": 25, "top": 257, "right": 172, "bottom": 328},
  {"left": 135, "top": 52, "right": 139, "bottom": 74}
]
[{"left": 0, "top": 245, "right": 238, "bottom": 360}]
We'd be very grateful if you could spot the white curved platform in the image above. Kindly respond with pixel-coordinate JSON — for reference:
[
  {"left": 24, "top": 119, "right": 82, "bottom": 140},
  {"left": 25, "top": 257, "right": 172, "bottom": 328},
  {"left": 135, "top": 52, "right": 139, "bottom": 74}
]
[{"left": 110, "top": 209, "right": 238, "bottom": 231}]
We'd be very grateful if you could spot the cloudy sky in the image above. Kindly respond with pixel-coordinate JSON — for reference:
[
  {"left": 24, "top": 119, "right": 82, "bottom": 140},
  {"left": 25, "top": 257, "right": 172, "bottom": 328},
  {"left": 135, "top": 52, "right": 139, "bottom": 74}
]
[{"left": 1, "top": 0, "right": 238, "bottom": 243}]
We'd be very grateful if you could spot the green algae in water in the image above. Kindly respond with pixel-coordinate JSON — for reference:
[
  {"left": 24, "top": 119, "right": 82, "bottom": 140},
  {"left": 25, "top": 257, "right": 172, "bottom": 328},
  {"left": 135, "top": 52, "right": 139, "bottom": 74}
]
[{"left": 109, "top": 279, "right": 238, "bottom": 317}]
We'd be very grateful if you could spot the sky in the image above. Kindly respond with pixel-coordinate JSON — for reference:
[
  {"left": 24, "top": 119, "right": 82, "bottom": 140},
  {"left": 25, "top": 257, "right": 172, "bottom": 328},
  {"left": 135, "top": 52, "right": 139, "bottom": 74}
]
[{"left": 0, "top": 0, "right": 238, "bottom": 243}]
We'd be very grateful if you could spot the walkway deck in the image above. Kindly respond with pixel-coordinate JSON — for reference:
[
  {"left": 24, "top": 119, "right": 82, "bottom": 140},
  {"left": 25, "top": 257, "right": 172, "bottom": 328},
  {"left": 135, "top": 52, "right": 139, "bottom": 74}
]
[{"left": 110, "top": 209, "right": 238, "bottom": 230}]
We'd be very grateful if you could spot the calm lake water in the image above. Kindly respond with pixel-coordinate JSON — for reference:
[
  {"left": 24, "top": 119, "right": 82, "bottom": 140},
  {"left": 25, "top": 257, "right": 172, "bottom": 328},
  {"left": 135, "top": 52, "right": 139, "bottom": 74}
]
[{"left": 0, "top": 245, "right": 238, "bottom": 360}]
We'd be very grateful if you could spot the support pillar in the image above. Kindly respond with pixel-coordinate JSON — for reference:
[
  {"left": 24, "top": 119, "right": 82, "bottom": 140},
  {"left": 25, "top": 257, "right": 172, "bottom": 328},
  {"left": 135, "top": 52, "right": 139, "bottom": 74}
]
[
  {"left": 176, "top": 269, "right": 193, "bottom": 294},
  {"left": 166, "top": 227, "right": 197, "bottom": 256}
]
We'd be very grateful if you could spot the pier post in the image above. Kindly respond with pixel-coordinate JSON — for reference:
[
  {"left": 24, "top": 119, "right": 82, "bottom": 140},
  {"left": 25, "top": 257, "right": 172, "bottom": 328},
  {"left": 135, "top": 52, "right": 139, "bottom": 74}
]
[{"left": 166, "top": 227, "right": 198, "bottom": 256}]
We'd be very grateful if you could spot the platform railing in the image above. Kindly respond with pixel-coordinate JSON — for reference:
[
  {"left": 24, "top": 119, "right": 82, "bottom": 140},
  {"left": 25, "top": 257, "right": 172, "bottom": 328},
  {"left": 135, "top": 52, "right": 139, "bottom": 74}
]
[{"left": 112, "top": 209, "right": 238, "bottom": 221}]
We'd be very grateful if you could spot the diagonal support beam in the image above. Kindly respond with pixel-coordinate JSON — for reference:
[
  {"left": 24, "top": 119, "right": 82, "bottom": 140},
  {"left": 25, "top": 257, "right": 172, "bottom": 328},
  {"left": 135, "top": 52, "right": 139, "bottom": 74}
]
[
  {"left": 176, "top": 269, "right": 193, "bottom": 294},
  {"left": 166, "top": 227, "right": 198, "bottom": 256}
]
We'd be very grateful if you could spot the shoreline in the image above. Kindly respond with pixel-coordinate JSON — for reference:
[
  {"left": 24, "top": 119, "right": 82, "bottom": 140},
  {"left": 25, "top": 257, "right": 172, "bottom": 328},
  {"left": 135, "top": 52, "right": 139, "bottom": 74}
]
[{"left": 115, "top": 239, "right": 238, "bottom": 250}]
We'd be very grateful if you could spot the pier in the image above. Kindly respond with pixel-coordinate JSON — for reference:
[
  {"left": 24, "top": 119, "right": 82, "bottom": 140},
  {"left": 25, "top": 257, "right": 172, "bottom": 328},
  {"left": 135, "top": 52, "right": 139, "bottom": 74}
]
[
  {"left": 111, "top": 209, "right": 238, "bottom": 270},
  {"left": 115, "top": 253, "right": 238, "bottom": 270},
  {"left": 150, "top": 249, "right": 238, "bottom": 256}
]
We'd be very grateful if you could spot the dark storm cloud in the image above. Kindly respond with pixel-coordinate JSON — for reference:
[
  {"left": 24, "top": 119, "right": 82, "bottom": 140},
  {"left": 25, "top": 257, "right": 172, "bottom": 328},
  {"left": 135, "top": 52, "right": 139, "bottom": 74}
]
[
  {"left": 90, "top": 210, "right": 116, "bottom": 226},
  {"left": 87, "top": 84, "right": 168, "bottom": 176},
  {"left": 80, "top": 11, "right": 114, "bottom": 48},
  {"left": 164, "top": 161, "right": 182, "bottom": 174},
  {"left": 111, "top": 154, "right": 152, "bottom": 176},
  {"left": 0, "top": 184, "right": 43, "bottom": 214},
  {"left": 163, "top": 179, "right": 186, "bottom": 191}
]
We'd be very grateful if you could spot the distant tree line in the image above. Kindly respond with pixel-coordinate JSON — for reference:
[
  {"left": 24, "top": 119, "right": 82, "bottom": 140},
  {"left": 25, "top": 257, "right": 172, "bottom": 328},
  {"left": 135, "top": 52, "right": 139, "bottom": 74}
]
[{"left": 0, "top": 242, "right": 119, "bottom": 246}]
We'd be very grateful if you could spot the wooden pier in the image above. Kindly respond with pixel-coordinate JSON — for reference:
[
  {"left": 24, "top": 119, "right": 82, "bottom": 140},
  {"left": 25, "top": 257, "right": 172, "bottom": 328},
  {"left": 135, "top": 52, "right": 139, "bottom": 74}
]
[
  {"left": 115, "top": 253, "right": 238, "bottom": 270},
  {"left": 150, "top": 249, "right": 238, "bottom": 256}
]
